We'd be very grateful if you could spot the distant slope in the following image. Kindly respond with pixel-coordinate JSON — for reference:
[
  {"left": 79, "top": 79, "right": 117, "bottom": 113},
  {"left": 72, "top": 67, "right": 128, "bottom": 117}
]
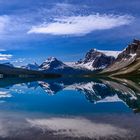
[
  {"left": 21, "top": 63, "right": 39, "bottom": 71},
  {"left": 0, "top": 64, "right": 61, "bottom": 78}
]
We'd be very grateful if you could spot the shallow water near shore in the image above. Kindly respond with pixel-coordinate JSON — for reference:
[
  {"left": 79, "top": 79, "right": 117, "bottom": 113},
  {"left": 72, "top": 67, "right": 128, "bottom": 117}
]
[{"left": 0, "top": 77, "right": 140, "bottom": 140}]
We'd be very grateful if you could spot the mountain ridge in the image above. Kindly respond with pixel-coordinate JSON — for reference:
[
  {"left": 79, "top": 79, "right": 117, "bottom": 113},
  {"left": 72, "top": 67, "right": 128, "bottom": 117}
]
[
  {"left": 1, "top": 39, "right": 140, "bottom": 77},
  {"left": 21, "top": 49, "right": 119, "bottom": 74}
]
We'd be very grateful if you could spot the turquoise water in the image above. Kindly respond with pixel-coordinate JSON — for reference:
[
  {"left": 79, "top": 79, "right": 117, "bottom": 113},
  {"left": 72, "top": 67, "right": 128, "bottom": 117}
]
[{"left": 0, "top": 77, "right": 140, "bottom": 140}]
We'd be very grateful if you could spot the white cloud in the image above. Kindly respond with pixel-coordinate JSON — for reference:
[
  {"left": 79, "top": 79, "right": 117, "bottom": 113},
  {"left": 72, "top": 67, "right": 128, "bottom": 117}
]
[
  {"left": 28, "top": 14, "right": 134, "bottom": 36},
  {"left": 0, "top": 53, "right": 12, "bottom": 61},
  {"left": 0, "top": 91, "right": 12, "bottom": 98},
  {"left": 0, "top": 15, "right": 10, "bottom": 33}
]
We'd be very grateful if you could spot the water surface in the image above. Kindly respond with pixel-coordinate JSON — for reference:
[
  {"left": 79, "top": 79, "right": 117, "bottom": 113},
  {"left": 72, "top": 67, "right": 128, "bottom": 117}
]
[{"left": 0, "top": 77, "right": 140, "bottom": 140}]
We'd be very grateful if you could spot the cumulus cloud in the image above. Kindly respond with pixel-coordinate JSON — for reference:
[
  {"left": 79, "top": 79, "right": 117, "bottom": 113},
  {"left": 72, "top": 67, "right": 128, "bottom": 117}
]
[
  {"left": 28, "top": 14, "right": 134, "bottom": 36},
  {"left": 0, "top": 53, "right": 12, "bottom": 61}
]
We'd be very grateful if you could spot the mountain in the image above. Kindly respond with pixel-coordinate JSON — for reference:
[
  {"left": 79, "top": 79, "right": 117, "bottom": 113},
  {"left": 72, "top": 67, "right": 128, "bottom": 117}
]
[
  {"left": 71, "top": 49, "right": 116, "bottom": 70},
  {"left": 102, "top": 39, "right": 140, "bottom": 76},
  {"left": 40, "top": 57, "right": 68, "bottom": 70},
  {"left": 21, "top": 50, "right": 120, "bottom": 74},
  {"left": 39, "top": 57, "right": 88, "bottom": 74},
  {"left": 21, "top": 63, "right": 39, "bottom": 71},
  {"left": 0, "top": 63, "right": 61, "bottom": 78},
  {"left": 17, "top": 39, "right": 140, "bottom": 76},
  {"left": 2, "top": 62, "right": 14, "bottom": 67}
]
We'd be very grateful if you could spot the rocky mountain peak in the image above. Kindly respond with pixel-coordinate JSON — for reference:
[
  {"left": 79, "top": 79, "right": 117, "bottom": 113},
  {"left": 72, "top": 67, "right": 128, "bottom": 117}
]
[
  {"left": 102, "top": 39, "right": 140, "bottom": 75},
  {"left": 40, "top": 57, "right": 67, "bottom": 70},
  {"left": 45, "top": 57, "right": 57, "bottom": 62},
  {"left": 116, "top": 39, "right": 140, "bottom": 61},
  {"left": 84, "top": 49, "right": 102, "bottom": 63},
  {"left": 76, "top": 49, "right": 115, "bottom": 70}
]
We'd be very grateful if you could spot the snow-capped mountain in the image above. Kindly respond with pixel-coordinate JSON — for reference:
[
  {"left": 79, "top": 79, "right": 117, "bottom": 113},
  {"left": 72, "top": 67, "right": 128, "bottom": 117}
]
[
  {"left": 22, "top": 63, "right": 39, "bottom": 70},
  {"left": 18, "top": 39, "right": 140, "bottom": 76},
  {"left": 40, "top": 57, "right": 68, "bottom": 70},
  {"left": 39, "top": 57, "right": 74, "bottom": 74},
  {"left": 22, "top": 50, "right": 120, "bottom": 73},
  {"left": 102, "top": 39, "right": 140, "bottom": 76},
  {"left": 71, "top": 49, "right": 116, "bottom": 70},
  {"left": 39, "top": 57, "right": 88, "bottom": 74}
]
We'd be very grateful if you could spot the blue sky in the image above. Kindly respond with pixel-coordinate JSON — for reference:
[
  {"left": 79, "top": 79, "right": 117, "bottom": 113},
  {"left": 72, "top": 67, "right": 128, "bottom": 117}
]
[{"left": 0, "top": 0, "right": 140, "bottom": 66}]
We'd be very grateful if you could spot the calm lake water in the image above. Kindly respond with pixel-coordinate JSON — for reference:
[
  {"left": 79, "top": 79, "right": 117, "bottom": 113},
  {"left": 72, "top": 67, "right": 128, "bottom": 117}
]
[{"left": 0, "top": 77, "right": 140, "bottom": 140}]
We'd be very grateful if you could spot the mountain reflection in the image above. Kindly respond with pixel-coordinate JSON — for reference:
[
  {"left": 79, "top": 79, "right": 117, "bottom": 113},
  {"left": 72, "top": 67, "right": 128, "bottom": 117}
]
[{"left": 0, "top": 77, "right": 140, "bottom": 113}]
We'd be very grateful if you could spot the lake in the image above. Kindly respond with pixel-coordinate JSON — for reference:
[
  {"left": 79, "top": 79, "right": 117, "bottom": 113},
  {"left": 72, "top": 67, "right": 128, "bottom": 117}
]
[{"left": 0, "top": 77, "right": 140, "bottom": 140}]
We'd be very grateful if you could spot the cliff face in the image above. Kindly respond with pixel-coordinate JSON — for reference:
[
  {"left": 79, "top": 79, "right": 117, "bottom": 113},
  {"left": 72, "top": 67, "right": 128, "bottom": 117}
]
[
  {"left": 116, "top": 39, "right": 140, "bottom": 61},
  {"left": 76, "top": 49, "right": 115, "bottom": 70},
  {"left": 102, "top": 39, "right": 140, "bottom": 76}
]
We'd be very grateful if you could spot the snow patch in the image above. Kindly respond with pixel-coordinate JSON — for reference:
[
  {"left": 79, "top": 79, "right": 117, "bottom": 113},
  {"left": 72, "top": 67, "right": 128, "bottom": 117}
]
[
  {"left": 96, "top": 95, "right": 122, "bottom": 103},
  {"left": 97, "top": 50, "right": 121, "bottom": 58}
]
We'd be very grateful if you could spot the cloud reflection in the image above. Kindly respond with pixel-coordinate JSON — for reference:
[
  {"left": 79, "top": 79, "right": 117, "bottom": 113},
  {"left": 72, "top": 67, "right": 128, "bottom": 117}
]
[{"left": 27, "top": 117, "right": 129, "bottom": 139}]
